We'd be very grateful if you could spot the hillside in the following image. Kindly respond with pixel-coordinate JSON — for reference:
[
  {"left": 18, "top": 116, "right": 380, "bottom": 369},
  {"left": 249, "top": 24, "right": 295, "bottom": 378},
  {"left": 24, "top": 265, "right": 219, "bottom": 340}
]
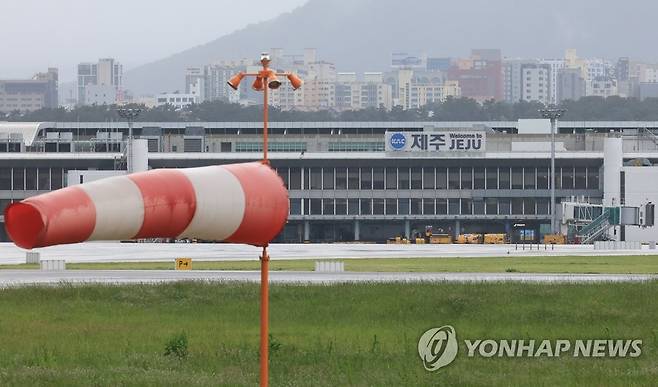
[{"left": 123, "top": 0, "right": 658, "bottom": 95}]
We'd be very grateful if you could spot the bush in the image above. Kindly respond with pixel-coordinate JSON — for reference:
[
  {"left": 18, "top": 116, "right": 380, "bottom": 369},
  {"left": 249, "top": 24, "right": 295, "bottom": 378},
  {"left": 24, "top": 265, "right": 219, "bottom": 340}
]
[{"left": 164, "top": 332, "right": 188, "bottom": 360}]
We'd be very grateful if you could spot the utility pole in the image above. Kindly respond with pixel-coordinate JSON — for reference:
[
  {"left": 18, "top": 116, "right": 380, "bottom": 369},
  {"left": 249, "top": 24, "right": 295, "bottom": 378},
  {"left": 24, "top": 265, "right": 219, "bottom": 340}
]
[
  {"left": 539, "top": 105, "right": 566, "bottom": 234},
  {"left": 117, "top": 108, "right": 141, "bottom": 173}
]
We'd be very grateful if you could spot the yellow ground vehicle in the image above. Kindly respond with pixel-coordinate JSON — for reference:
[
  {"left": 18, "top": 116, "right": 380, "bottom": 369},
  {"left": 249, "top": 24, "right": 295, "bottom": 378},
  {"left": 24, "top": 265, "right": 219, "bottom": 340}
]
[
  {"left": 456, "top": 234, "right": 483, "bottom": 244},
  {"left": 429, "top": 234, "right": 452, "bottom": 244},
  {"left": 543, "top": 234, "right": 566, "bottom": 244},
  {"left": 484, "top": 234, "right": 508, "bottom": 244},
  {"left": 387, "top": 236, "right": 410, "bottom": 244}
]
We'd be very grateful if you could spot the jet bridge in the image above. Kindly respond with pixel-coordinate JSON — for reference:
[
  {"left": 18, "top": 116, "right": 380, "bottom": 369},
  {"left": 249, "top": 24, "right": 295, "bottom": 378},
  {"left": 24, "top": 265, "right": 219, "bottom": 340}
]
[{"left": 562, "top": 200, "right": 654, "bottom": 244}]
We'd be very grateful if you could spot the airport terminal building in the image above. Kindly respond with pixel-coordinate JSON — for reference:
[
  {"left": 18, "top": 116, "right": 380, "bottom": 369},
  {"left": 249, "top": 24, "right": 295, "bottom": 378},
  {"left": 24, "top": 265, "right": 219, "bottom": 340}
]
[{"left": 0, "top": 119, "right": 657, "bottom": 243}]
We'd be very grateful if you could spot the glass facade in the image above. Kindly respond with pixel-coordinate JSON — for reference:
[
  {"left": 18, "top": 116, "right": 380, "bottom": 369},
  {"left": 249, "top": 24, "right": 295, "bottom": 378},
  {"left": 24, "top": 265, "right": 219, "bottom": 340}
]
[
  {"left": 328, "top": 142, "right": 385, "bottom": 152},
  {"left": 282, "top": 165, "right": 600, "bottom": 217},
  {"left": 0, "top": 167, "right": 66, "bottom": 191},
  {"left": 235, "top": 142, "right": 307, "bottom": 152}
]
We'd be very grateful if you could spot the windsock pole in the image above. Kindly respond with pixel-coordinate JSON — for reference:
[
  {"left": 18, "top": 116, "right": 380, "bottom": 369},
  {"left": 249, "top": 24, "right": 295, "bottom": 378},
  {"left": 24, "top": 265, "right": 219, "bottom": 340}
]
[
  {"left": 260, "top": 245, "right": 269, "bottom": 387},
  {"left": 227, "top": 53, "right": 302, "bottom": 387}
]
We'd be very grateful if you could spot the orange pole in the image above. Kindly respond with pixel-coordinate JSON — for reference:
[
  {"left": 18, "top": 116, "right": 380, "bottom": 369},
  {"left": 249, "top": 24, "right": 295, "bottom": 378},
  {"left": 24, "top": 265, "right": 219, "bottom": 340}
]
[
  {"left": 260, "top": 245, "right": 270, "bottom": 387},
  {"left": 263, "top": 75, "right": 269, "bottom": 163},
  {"left": 260, "top": 59, "right": 270, "bottom": 387}
]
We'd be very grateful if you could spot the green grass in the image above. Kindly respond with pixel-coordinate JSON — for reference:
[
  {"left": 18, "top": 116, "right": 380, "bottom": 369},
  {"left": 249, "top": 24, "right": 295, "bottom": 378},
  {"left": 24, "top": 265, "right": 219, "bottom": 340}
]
[
  {"left": 0, "top": 281, "right": 656, "bottom": 386},
  {"left": 3, "top": 255, "right": 657, "bottom": 274}
]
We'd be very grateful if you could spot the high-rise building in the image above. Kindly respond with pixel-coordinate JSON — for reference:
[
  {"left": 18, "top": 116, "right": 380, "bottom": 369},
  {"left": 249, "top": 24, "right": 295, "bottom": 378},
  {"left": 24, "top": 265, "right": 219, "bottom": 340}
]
[
  {"left": 77, "top": 58, "right": 122, "bottom": 105},
  {"left": 447, "top": 49, "right": 503, "bottom": 102},
  {"left": 557, "top": 68, "right": 586, "bottom": 102},
  {"left": 299, "top": 61, "right": 336, "bottom": 110},
  {"left": 185, "top": 68, "right": 206, "bottom": 102},
  {"left": 503, "top": 59, "right": 537, "bottom": 103},
  {"left": 584, "top": 59, "right": 613, "bottom": 82},
  {"left": 268, "top": 79, "right": 305, "bottom": 111},
  {"left": 334, "top": 72, "right": 392, "bottom": 111},
  {"left": 616, "top": 57, "right": 634, "bottom": 98},
  {"left": 539, "top": 59, "right": 565, "bottom": 104},
  {"left": 520, "top": 63, "right": 551, "bottom": 104},
  {"left": 203, "top": 63, "right": 244, "bottom": 103},
  {"left": 616, "top": 58, "right": 630, "bottom": 82},
  {"left": 0, "top": 68, "right": 58, "bottom": 113},
  {"left": 392, "top": 69, "right": 459, "bottom": 109}
]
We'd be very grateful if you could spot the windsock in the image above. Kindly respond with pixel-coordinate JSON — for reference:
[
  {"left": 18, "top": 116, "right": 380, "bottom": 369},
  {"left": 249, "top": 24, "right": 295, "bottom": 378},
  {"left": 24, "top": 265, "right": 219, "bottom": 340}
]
[{"left": 4, "top": 162, "right": 288, "bottom": 249}]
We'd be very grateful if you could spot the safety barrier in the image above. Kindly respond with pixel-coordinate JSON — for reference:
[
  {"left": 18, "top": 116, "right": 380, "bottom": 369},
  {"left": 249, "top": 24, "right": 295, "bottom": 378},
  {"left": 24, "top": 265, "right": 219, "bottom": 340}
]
[
  {"left": 26, "top": 251, "right": 40, "bottom": 264},
  {"left": 40, "top": 259, "right": 66, "bottom": 271},
  {"left": 593, "top": 241, "right": 643, "bottom": 250},
  {"left": 315, "top": 261, "right": 345, "bottom": 273}
]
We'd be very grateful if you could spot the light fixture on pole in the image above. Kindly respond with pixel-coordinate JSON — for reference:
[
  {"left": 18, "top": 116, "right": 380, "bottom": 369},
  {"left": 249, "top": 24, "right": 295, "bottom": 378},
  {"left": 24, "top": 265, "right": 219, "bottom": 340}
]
[
  {"left": 117, "top": 107, "right": 142, "bottom": 174},
  {"left": 227, "top": 53, "right": 302, "bottom": 387},
  {"left": 539, "top": 105, "right": 566, "bottom": 235}
]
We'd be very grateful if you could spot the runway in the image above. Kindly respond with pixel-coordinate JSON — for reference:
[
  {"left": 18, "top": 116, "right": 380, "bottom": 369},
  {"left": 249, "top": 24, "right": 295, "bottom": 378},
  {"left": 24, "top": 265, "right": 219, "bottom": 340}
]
[
  {"left": 0, "top": 269, "right": 655, "bottom": 286},
  {"left": 0, "top": 242, "right": 656, "bottom": 265}
]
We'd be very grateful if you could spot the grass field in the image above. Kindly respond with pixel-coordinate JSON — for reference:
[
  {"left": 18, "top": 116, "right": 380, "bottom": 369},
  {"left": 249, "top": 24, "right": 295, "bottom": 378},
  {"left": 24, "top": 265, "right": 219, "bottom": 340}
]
[
  {"left": 3, "top": 255, "right": 657, "bottom": 274},
  {"left": 0, "top": 281, "right": 655, "bottom": 386}
]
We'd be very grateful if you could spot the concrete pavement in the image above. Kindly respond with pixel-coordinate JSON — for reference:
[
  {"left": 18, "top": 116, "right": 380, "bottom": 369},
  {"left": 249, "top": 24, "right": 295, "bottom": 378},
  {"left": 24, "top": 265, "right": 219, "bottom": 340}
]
[{"left": 1, "top": 242, "right": 657, "bottom": 265}]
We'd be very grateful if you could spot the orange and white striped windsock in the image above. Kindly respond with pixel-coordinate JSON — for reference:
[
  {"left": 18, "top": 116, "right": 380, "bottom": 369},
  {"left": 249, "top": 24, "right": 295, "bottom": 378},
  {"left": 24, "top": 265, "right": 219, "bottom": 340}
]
[{"left": 4, "top": 162, "right": 289, "bottom": 249}]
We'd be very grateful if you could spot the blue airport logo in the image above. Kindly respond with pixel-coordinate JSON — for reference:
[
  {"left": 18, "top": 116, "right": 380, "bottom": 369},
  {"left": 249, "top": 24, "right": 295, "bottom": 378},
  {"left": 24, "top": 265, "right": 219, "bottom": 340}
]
[{"left": 390, "top": 132, "right": 407, "bottom": 150}]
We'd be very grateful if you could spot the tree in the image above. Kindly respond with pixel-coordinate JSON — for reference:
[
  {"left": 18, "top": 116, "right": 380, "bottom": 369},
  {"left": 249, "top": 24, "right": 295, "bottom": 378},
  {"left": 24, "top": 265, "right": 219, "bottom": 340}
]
[{"left": 9, "top": 97, "right": 658, "bottom": 123}]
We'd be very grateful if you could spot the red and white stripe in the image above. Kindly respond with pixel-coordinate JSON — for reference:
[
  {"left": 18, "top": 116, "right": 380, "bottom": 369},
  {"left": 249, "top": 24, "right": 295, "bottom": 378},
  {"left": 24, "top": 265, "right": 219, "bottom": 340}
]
[{"left": 4, "top": 162, "right": 289, "bottom": 249}]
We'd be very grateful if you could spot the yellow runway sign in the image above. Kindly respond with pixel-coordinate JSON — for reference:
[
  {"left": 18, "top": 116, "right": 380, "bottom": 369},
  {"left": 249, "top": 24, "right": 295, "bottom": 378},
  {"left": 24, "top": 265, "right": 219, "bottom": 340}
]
[{"left": 175, "top": 258, "right": 192, "bottom": 270}]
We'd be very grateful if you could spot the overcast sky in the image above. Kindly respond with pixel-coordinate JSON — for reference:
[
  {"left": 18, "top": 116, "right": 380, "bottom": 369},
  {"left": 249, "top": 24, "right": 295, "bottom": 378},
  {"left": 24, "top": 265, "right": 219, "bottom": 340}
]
[{"left": 0, "top": 0, "right": 308, "bottom": 81}]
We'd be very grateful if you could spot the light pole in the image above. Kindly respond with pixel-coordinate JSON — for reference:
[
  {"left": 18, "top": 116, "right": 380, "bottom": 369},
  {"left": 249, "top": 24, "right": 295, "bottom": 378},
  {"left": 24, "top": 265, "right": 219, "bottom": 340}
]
[
  {"left": 117, "top": 108, "right": 141, "bottom": 173},
  {"left": 227, "top": 53, "right": 302, "bottom": 387},
  {"left": 539, "top": 105, "right": 566, "bottom": 234}
]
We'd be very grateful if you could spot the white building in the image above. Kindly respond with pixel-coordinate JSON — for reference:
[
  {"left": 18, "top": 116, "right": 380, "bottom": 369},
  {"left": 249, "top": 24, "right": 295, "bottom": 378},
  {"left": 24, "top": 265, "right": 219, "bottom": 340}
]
[
  {"left": 155, "top": 93, "right": 199, "bottom": 109},
  {"left": 77, "top": 58, "right": 122, "bottom": 105},
  {"left": 204, "top": 64, "right": 241, "bottom": 103},
  {"left": 84, "top": 84, "right": 117, "bottom": 106},
  {"left": 185, "top": 68, "right": 206, "bottom": 103},
  {"left": 335, "top": 72, "right": 393, "bottom": 111},
  {"left": 520, "top": 64, "right": 551, "bottom": 104},
  {"left": 587, "top": 78, "right": 618, "bottom": 98},
  {"left": 540, "top": 59, "right": 565, "bottom": 104},
  {"left": 636, "top": 63, "right": 658, "bottom": 83},
  {"left": 584, "top": 59, "right": 613, "bottom": 82},
  {"left": 299, "top": 61, "right": 336, "bottom": 110},
  {"left": 394, "top": 69, "right": 459, "bottom": 109}
]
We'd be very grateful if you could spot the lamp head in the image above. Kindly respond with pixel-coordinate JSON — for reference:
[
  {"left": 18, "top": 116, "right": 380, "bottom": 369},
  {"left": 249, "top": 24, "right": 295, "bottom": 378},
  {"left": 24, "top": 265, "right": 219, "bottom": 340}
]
[
  {"left": 260, "top": 52, "right": 271, "bottom": 67},
  {"left": 268, "top": 74, "right": 282, "bottom": 90},
  {"left": 287, "top": 73, "right": 303, "bottom": 90},
  {"left": 227, "top": 72, "right": 245, "bottom": 90},
  {"left": 251, "top": 77, "right": 264, "bottom": 91}
]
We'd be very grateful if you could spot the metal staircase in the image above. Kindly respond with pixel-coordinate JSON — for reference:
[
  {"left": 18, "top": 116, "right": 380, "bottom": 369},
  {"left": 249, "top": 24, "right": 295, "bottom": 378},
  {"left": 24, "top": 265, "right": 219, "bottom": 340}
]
[{"left": 576, "top": 208, "right": 613, "bottom": 244}]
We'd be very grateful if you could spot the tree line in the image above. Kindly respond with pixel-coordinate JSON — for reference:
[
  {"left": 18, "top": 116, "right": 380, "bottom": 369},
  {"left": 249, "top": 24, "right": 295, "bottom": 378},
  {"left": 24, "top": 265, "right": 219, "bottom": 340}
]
[{"left": 6, "top": 96, "right": 658, "bottom": 122}]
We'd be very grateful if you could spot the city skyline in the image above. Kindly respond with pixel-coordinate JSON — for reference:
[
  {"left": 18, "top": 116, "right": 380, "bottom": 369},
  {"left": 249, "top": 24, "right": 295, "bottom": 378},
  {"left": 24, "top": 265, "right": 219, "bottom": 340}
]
[
  {"left": 5, "top": 0, "right": 658, "bottom": 85},
  {"left": 8, "top": 47, "right": 658, "bottom": 114}
]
